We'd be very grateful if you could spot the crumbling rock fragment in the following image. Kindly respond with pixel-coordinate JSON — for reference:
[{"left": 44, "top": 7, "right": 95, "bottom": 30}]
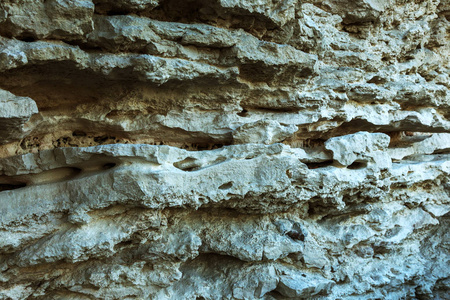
[
  {"left": 325, "top": 131, "right": 391, "bottom": 167},
  {"left": 0, "top": 89, "right": 38, "bottom": 144},
  {"left": 233, "top": 119, "right": 298, "bottom": 144}
]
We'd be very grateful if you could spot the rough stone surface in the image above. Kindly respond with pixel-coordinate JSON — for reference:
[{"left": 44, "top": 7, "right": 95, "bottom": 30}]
[
  {"left": 0, "top": 89, "right": 38, "bottom": 144},
  {"left": 0, "top": 0, "right": 449, "bottom": 299}
]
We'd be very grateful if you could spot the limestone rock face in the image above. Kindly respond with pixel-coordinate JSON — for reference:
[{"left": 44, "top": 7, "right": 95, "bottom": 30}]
[
  {"left": 0, "top": 89, "right": 38, "bottom": 144},
  {"left": 0, "top": 0, "right": 449, "bottom": 299}
]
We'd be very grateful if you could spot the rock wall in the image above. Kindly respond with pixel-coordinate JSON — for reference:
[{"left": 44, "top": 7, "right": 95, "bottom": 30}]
[{"left": 0, "top": 0, "right": 449, "bottom": 299}]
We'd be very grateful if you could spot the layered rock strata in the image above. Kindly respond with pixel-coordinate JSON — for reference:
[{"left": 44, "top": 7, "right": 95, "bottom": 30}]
[{"left": 0, "top": 0, "right": 449, "bottom": 299}]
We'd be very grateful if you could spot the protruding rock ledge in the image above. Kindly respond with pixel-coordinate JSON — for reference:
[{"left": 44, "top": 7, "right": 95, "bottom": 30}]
[{"left": 0, "top": 89, "right": 38, "bottom": 144}]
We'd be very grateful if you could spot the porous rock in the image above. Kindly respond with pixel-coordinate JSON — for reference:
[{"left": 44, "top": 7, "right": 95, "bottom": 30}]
[{"left": 0, "top": 0, "right": 449, "bottom": 299}]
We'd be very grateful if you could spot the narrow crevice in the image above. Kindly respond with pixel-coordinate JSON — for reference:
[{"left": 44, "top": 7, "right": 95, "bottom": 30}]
[
  {"left": 113, "top": 239, "right": 134, "bottom": 251},
  {"left": 92, "top": 0, "right": 285, "bottom": 40},
  {"left": 305, "top": 160, "right": 334, "bottom": 169},
  {"left": 218, "top": 182, "right": 233, "bottom": 190},
  {"left": 237, "top": 106, "right": 302, "bottom": 114},
  {"left": 237, "top": 108, "right": 248, "bottom": 117},
  {"left": 19, "top": 36, "right": 38, "bottom": 43},
  {"left": 174, "top": 156, "right": 227, "bottom": 172},
  {"left": 387, "top": 131, "right": 433, "bottom": 148},
  {"left": 265, "top": 289, "right": 285, "bottom": 299},
  {"left": 432, "top": 149, "right": 450, "bottom": 155},
  {"left": 102, "top": 162, "right": 117, "bottom": 170},
  {"left": 0, "top": 183, "right": 27, "bottom": 192},
  {"left": 0, "top": 167, "right": 82, "bottom": 191},
  {"left": 0, "top": 160, "right": 122, "bottom": 191},
  {"left": 173, "top": 157, "right": 201, "bottom": 172},
  {"left": 2, "top": 129, "right": 231, "bottom": 159},
  {"left": 286, "top": 230, "right": 306, "bottom": 241},
  {"left": 347, "top": 161, "right": 367, "bottom": 170}
]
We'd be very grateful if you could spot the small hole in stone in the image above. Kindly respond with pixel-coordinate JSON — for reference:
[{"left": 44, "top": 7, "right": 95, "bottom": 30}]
[
  {"left": 113, "top": 240, "right": 134, "bottom": 251},
  {"left": 286, "top": 170, "right": 292, "bottom": 178},
  {"left": 237, "top": 109, "right": 248, "bottom": 117},
  {"left": 218, "top": 182, "right": 233, "bottom": 190},
  {"left": 286, "top": 230, "right": 305, "bottom": 241},
  {"left": 367, "top": 75, "right": 387, "bottom": 84},
  {"left": 72, "top": 131, "right": 86, "bottom": 137},
  {"left": 0, "top": 183, "right": 27, "bottom": 192},
  {"left": 266, "top": 288, "right": 284, "bottom": 297},
  {"left": 21, "top": 36, "right": 37, "bottom": 42},
  {"left": 102, "top": 163, "right": 117, "bottom": 170},
  {"left": 173, "top": 157, "right": 201, "bottom": 172},
  {"left": 347, "top": 161, "right": 367, "bottom": 169},
  {"left": 305, "top": 160, "right": 334, "bottom": 169}
]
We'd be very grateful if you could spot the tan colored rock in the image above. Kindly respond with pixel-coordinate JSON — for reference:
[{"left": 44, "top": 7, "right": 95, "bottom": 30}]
[{"left": 233, "top": 119, "right": 297, "bottom": 144}]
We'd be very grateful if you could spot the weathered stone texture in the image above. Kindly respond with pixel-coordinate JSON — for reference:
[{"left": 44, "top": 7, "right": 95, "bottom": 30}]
[{"left": 0, "top": 0, "right": 449, "bottom": 299}]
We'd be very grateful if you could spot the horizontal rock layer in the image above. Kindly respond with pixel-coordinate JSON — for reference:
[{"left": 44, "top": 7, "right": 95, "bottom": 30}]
[{"left": 0, "top": 0, "right": 449, "bottom": 299}]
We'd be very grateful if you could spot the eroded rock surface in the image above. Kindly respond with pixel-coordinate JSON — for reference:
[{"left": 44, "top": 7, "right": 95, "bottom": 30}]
[{"left": 0, "top": 0, "right": 449, "bottom": 299}]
